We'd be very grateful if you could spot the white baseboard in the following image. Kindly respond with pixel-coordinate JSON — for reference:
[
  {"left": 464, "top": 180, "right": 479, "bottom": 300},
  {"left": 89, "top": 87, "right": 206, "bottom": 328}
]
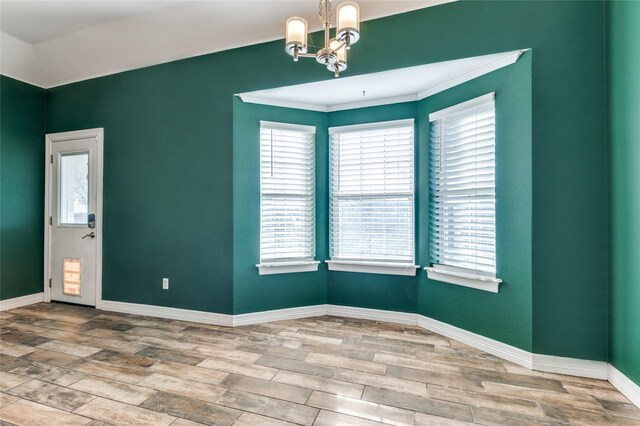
[
  {"left": 233, "top": 304, "right": 328, "bottom": 326},
  {"left": 0, "top": 292, "right": 44, "bottom": 311},
  {"left": 532, "top": 354, "right": 608, "bottom": 380},
  {"left": 417, "top": 315, "right": 534, "bottom": 369},
  {"left": 94, "top": 299, "right": 639, "bottom": 409},
  {"left": 326, "top": 305, "right": 417, "bottom": 325},
  {"left": 97, "top": 300, "right": 233, "bottom": 327},
  {"left": 608, "top": 364, "right": 640, "bottom": 408}
]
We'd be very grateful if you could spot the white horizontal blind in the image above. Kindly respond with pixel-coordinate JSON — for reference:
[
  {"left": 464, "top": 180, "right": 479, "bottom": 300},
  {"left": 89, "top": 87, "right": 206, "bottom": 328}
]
[
  {"left": 329, "top": 120, "right": 415, "bottom": 264},
  {"left": 260, "top": 122, "right": 315, "bottom": 264},
  {"left": 429, "top": 95, "right": 496, "bottom": 275}
]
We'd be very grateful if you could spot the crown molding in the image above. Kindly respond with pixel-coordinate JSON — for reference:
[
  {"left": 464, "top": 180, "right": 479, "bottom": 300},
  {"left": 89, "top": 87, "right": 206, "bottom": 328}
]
[{"left": 239, "top": 49, "right": 527, "bottom": 113}]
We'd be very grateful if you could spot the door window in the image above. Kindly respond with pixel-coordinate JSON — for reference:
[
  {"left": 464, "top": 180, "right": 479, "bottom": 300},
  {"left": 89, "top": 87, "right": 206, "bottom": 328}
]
[{"left": 59, "top": 153, "right": 89, "bottom": 224}]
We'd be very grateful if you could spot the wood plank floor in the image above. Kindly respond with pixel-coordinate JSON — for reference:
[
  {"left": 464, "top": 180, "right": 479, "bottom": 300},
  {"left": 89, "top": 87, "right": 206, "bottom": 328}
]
[{"left": 0, "top": 303, "right": 638, "bottom": 425}]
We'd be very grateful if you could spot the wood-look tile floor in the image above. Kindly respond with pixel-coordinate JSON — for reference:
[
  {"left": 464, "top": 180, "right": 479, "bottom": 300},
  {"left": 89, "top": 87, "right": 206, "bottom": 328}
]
[{"left": 0, "top": 303, "right": 638, "bottom": 426}]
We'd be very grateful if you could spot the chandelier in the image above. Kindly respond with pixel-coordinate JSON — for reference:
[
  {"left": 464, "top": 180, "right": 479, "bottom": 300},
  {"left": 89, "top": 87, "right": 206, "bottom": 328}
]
[{"left": 285, "top": 0, "right": 360, "bottom": 77}]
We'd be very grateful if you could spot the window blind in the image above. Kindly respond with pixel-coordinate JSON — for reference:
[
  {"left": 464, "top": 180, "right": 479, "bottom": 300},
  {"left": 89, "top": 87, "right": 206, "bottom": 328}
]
[
  {"left": 259, "top": 122, "right": 316, "bottom": 264},
  {"left": 429, "top": 93, "right": 497, "bottom": 276},
  {"left": 329, "top": 119, "right": 415, "bottom": 265}
]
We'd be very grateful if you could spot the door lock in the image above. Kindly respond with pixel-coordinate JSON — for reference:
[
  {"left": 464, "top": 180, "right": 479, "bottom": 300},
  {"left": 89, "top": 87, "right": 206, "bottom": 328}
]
[{"left": 81, "top": 232, "right": 95, "bottom": 239}]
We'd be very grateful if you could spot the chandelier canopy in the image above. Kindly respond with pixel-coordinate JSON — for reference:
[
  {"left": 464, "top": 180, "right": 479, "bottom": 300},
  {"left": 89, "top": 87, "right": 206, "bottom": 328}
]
[{"left": 285, "top": 0, "right": 360, "bottom": 77}]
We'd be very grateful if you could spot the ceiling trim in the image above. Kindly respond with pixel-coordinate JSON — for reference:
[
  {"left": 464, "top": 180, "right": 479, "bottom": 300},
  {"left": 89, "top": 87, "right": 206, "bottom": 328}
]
[
  {"left": 238, "top": 49, "right": 528, "bottom": 113},
  {"left": 327, "top": 94, "right": 419, "bottom": 112},
  {"left": 239, "top": 94, "right": 329, "bottom": 113},
  {"left": 417, "top": 49, "right": 526, "bottom": 99}
]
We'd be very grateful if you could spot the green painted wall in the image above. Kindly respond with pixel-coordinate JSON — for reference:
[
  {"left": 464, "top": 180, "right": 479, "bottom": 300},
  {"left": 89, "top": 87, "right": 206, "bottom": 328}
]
[
  {"left": 418, "top": 53, "right": 533, "bottom": 351},
  {"left": 233, "top": 99, "right": 328, "bottom": 314},
  {"left": 235, "top": 55, "right": 534, "bottom": 351},
  {"left": 525, "top": 4, "right": 608, "bottom": 361},
  {"left": 607, "top": 0, "right": 640, "bottom": 385},
  {"left": 45, "top": 63, "right": 235, "bottom": 313},
  {"left": 327, "top": 102, "right": 420, "bottom": 313},
  {"left": 41, "top": 1, "right": 608, "bottom": 360},
  {"left": 324, "top": 55, "right": 533, "bottom": 351},
  {"left": 0, "top": 76, "right": 46, "bottom": 300}
]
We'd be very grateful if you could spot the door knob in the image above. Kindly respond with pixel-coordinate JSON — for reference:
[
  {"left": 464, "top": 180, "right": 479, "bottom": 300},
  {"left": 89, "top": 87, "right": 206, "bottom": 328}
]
[{"left": 82, "top": 232, "right": 95, "bottom": 239}]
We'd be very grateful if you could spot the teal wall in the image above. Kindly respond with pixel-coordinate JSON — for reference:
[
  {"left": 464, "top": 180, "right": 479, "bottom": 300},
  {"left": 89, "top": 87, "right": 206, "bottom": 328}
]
[
  {"left": 233, "top": 99, "right": 328, "bottom": 314},
  {"left": 418, "top": 53, "right": 533, "bottom": 351},
  {"left": 607, "top": 0, "right": 640, "bottom": 385},
  {"left": 234, "top": 52, "right": 532, "bottom": 350},
  {"left": 327, "top": 102, "right": 420, "bottom": 313},
  {"left": 526, "top": 4, "right": 608, "bottom": 361},
  {"left": 45, "top": 62, "right": 235, "bottom": 313},
  {"left": 235, "top": 54, "right": 534, "bottom": 353},
  {"left": 235, "top": 55, "right": 534, "bottom": 348},
  {"left": 0, "top": 76, "right": 46, "bottom": 300},
  {"left": 32, "top": 1, "right": 608, "bottom": 360},
  {"left": 323, "top": 55, "right": 533, "bottom": 351}
]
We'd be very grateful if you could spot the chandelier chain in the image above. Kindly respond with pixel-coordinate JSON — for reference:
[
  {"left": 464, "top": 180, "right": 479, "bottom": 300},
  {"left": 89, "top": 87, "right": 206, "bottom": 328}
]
[{"left": 319, "top": 0, "right": 332, "bottom": 25}]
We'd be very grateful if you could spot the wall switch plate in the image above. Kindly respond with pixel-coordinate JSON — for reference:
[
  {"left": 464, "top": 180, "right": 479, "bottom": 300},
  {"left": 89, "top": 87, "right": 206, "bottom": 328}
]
[{"left": 162, "top": 278, "right": 169, "bottom": 290}]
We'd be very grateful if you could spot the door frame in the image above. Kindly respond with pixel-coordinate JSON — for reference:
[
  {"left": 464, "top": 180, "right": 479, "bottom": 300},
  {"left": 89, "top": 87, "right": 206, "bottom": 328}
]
[{"left": 44, "top": 128, "right": 104, "bottom": 306}]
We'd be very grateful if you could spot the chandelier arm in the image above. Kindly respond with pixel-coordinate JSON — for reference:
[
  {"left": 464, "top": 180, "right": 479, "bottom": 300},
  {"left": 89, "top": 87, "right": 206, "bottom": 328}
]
[{"left": 333, "top": 41, "right": 347, "bottom": 52}]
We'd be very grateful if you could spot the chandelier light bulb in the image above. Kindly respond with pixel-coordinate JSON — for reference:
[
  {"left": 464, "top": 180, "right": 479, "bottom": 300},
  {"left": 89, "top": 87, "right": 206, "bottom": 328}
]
[
  {"left": 330, "top": 39, "right": 347, "bottom": 64},
  {"left": 328, "top": 39, "right": 347, "bottom": 77},
  {"left": 337, "top": 1, "right": 360, "bottom": 46},
  {"left": 285, "top": 17, "right": 308, "bottom": 57},
  {"left": 330, "top": 40, "right": 347, "bottom": 66}
]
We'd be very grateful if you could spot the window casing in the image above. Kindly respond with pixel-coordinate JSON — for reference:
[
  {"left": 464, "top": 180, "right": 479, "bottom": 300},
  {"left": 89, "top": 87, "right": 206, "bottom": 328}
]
[
  {"left": 327, "top": 119, "right": 418, "bottom": 276},
  {"left": 426, "top": 93, "right": 502, "bottom": 292},
  {"left": 257, "top": 121, "right": 318, "bottom": 275}
]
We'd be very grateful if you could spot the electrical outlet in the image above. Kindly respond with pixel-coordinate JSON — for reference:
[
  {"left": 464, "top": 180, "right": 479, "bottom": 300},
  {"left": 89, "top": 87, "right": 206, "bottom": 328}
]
[{"left": 162, "top": 278, "right": 169, "bottom": 290}]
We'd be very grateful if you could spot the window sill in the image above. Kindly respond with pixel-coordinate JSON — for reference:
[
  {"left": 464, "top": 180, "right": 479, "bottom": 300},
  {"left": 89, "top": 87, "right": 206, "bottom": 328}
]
[
  {"left": 256, "top": 261, "right": 319, "bottom": 275},
  {"left": 326, "top": 260, "right": 420, "bottom": 276},
  {"left": 425, "top": 266, "right": 502, "bottom": 293}
]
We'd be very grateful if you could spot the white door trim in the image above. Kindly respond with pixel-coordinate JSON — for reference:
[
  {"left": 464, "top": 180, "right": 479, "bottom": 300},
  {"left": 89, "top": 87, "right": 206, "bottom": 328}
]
[{"left": 44, "top": 128, "right": 104, "bottom": 306}]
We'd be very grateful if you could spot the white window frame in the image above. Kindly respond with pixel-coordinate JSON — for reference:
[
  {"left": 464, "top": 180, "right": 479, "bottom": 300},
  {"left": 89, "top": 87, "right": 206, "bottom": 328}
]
[
  {"left": 425, "top": 93, "right": 502, "bottom": 292},
  {"left": 256, "top": 121, "right": 319, "bottom": 275},
  {"left": 327, "top": 119, "right": 419, "bottom": 276}
]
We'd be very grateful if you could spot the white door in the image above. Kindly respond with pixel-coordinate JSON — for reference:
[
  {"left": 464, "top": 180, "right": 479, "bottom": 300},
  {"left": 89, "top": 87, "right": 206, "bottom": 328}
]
[{"left": 46, "top": 129, "right": 103, "bottom": 306}]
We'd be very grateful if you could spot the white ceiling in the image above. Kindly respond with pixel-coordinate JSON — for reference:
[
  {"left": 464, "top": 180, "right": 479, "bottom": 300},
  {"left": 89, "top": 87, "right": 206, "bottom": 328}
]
[
  {"left": 1, "top": 1, "right": 177, "bottom": 44},
  {"left": 239, "top": 50, "right": 524, "bottom": 112},
  {"left": 0, "top": 0, "right": 453, "bottom": 88}
]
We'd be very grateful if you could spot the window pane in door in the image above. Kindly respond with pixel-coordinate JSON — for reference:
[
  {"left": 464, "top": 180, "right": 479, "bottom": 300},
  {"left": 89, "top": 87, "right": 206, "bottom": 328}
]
[
  {"left": 60, "top": 153, "right": 89, "bottom": 224},
  {"left": 63, "top": 258, "right": 82, "bottom": 296}
]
